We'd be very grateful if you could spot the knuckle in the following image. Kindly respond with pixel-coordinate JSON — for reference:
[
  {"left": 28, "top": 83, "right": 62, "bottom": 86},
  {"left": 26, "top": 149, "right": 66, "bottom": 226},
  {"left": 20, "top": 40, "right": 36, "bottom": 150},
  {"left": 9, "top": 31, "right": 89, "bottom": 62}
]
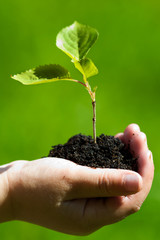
[
  {"left": 60, "top": 169, "right": 74, "bottom": 188},
  {"left": 132, "top": 123, "right": 140, "bottom": 131},
  {"left": 98, "top": 171, "right": 111, "bottom": 194},
  {"left": 130, "top": 204, "right": 141, "bottom": 214},
  {"left": 126, "top": 123, "right": 140, "bottom": 133},
  {"left": 140, "top": 132, "right": 147, "bottom": 141}
]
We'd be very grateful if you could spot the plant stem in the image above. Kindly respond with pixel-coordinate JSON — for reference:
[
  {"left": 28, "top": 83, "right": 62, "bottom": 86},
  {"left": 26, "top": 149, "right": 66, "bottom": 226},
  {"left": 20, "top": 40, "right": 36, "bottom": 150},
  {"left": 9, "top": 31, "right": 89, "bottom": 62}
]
[
  {"left": 92, "top": 100, "right": 96, "bottom": 143},
  {"left": 70, "top": 79, "right": 86, "bottom": 87},
  {"left": 83, "top": 75, "right": 97, "bottom": 143},
  {"left": 65, "top": 77, "right": 97, "bottom": 142}
]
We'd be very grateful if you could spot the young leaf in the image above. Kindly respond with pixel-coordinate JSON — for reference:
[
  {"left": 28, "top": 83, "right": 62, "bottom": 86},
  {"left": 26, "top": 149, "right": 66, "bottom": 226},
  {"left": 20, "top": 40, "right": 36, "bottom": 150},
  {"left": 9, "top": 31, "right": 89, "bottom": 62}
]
[
  {"left": 56, "top": 21, "right": 99, "bottom": 61},
  {"left": 73, "top": 58, "right": 98, "bottom": 79},
  {"left": 11, "top": 64, "right": 72, "bottom": 85}
]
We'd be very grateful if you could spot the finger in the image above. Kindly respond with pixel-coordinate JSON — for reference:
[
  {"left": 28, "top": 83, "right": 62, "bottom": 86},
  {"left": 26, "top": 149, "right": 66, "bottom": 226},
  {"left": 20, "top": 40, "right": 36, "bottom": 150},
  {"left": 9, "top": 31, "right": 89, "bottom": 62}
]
[
  {"left": 129, "top": 132, "right": 148, "bottom": 158},
  {"left": 92, "top": 139, "right": 153, "bottom": 223},
  {"left": 123, "top": 123, "right": 140, "bottom": 145},
  {"left": 118, "top": 150, "right": 154, "bottom": 215},
  {"left": 136, "top": 149, "right": 154, "bottom": 188},
  {"left": 114, "top": 133, "right": 125, "bottom": 142},
  {"left": 66, "top": 166, "right": 142, "bottom": 200},
  {"left": 122, "top": 135, "right": 154, "bottom": 212},
  {"left": 107, "top": 149, "right": 154, "bottom": 221},
  {"left": 80, "top": 196, "right": 128, "bottom": 225}
]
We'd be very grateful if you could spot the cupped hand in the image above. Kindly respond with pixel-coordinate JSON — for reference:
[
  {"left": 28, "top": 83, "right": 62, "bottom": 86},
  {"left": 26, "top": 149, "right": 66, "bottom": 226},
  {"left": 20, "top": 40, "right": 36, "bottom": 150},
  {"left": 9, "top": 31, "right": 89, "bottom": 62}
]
[{"left": 7, "top": 124, "right": 154, "bottom": 236}]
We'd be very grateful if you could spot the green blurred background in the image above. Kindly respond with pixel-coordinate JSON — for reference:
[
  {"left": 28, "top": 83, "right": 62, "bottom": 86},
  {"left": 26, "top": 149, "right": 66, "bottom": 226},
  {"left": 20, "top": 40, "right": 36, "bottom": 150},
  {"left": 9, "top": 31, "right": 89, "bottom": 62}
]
[{"left": 0, "top": 0, "right": 159, "bottom": 239}]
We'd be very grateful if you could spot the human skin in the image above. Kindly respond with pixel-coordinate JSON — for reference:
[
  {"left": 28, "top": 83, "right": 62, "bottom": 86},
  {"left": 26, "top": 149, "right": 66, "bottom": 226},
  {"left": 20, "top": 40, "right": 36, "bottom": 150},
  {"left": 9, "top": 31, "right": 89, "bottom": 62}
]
[{"left": 0, "top": 124, "right": 154, "bottom": 236}]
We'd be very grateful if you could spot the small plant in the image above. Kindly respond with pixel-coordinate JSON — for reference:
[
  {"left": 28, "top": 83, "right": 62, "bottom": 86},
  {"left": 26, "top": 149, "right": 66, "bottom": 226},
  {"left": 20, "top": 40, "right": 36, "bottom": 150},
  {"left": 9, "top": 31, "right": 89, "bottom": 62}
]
[
  {"left": 12, "top": 21, "right": 99, "bottom": 143},
  {"left": 11, "top": 21, "right": 138, "bottom": 171}
]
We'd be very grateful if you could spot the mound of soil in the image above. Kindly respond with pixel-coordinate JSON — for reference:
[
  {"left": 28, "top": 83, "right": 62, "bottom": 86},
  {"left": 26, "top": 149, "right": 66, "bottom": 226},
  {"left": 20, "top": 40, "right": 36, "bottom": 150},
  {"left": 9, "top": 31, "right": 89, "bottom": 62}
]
[{"left": 48, "top": 134, "right": 137, "bottom": 171}]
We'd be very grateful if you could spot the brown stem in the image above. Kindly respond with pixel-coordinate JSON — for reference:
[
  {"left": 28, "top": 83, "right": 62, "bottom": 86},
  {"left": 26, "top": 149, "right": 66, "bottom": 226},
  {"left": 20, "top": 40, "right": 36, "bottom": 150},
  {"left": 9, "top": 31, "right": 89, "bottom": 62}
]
[
  {"left": 78, "top": 75, "right": 97, "bottom": 143},
  {"left": 92, "top": 100, "right": 96, "bottom": 143},
  {"left": 66, "top": 77, "right": 97, "bottom": 142},
  {"left": 71, "top": 79, "right": 86, "bottom": 87}
]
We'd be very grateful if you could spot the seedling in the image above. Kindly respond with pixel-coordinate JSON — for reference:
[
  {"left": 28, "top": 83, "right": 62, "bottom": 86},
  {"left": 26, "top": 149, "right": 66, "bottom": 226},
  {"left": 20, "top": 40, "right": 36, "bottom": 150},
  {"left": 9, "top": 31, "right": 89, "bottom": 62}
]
[
  {"left": 11, "top": 22, "right": 138, "bottom": 171},
  {"left": 11, "top": 21, "right": 99, "bottom": 143}
]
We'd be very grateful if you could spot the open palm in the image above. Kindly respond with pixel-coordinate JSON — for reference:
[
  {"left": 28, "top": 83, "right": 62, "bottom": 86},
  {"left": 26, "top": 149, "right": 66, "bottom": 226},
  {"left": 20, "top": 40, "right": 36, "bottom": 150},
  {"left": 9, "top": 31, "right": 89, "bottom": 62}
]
[{"left": 7, "top": 124, "right": 154, "bottom": 236}]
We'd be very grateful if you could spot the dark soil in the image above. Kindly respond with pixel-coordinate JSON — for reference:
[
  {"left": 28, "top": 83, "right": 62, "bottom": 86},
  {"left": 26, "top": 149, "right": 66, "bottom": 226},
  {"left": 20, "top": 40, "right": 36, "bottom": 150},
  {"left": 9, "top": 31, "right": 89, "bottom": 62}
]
[{"left": 47, "top": 134, "right": 137, "bottom": 171}]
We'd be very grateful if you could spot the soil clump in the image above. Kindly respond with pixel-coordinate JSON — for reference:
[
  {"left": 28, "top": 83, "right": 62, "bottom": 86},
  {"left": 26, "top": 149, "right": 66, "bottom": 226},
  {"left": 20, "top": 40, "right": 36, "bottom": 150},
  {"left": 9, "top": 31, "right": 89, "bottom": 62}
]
[{"left": 48, "top": 134, "right": 137, "bottom": 171}]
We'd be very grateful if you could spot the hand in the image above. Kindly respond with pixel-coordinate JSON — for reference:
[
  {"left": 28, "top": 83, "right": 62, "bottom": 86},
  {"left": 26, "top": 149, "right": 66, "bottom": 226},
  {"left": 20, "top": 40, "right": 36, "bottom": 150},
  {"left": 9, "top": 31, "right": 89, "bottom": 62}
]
[{"left": 1, "top": 124, "right": 154, "bottom": 236}]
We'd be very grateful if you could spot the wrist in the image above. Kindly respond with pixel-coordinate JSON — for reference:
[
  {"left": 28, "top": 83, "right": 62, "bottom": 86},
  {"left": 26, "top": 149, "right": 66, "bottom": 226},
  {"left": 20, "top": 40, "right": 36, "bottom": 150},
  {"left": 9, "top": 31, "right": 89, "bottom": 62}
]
[
  {"left": 0, "top": 160, "right": 28, "bottom": 222},
  {"left": 0, "top": 162, "right": 15, "bottom": 222}
]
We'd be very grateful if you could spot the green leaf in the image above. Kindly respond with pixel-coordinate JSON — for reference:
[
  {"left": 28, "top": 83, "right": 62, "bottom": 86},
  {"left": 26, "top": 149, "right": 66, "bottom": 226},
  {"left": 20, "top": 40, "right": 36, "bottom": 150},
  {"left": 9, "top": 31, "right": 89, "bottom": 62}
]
[
  {"left": 11, "top": 64, "right": 72, "bottom": 85},
  {"left": 73, "top": 58, "right": 98, "bottom": 79},
  {"left": 56, "top": 21, "right": 99, "bottom": 61}
]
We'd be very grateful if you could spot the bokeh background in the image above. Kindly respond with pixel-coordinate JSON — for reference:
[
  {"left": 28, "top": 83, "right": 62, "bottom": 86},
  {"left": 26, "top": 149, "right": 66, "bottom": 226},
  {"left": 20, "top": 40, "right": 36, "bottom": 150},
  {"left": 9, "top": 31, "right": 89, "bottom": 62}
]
[{"left": 0, "top": 0, "right": 159, "bottom": 239}]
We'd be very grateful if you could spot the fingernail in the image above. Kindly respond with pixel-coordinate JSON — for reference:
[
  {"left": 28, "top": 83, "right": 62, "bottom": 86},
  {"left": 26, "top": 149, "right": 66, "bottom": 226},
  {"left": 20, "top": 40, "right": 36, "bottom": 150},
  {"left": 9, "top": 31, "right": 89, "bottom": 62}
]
[
  {"left": 131, "top": 124, "right": 140, "bottom": 132},
  {"left": 124, "top": 174, "right": 140, "bottom": 192},
  {"left": 148, "top": 150, "right": 153, "bottom": 162},
  {"left": 141, "top": 132, "right": 148, "bottom": 147}
]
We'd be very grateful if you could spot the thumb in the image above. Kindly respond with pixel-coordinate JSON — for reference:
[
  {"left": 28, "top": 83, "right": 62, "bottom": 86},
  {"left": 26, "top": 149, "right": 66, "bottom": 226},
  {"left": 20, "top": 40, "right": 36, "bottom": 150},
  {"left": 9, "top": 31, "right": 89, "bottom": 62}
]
[{"left": 66, "top": 166, "right": 142, "bottom": 200}]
